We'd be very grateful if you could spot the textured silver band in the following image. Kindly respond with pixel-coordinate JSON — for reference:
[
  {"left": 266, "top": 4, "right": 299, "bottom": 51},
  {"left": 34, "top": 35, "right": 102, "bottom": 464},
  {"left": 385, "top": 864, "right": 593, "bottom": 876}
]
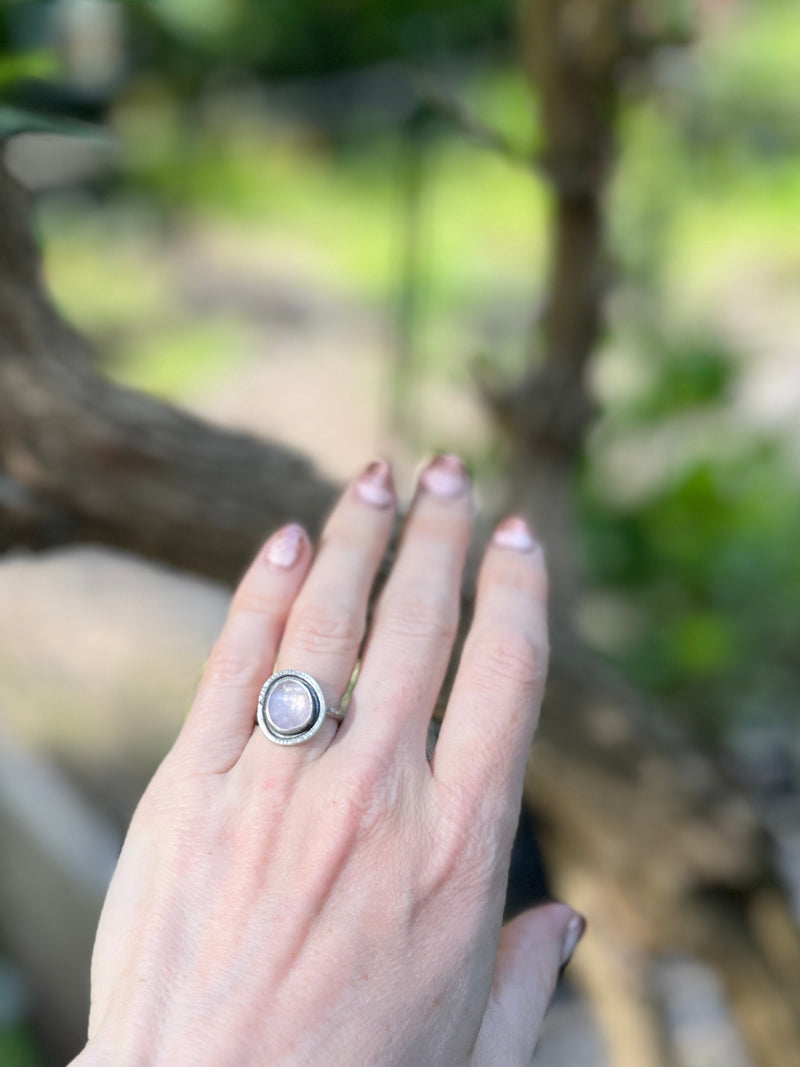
[{"left": 256, "top": 669, "right": 343, "bottom": 746}]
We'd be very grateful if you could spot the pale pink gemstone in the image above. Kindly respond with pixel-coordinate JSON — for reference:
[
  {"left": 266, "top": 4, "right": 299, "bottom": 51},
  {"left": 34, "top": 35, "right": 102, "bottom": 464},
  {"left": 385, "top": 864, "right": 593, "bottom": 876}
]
[{"left": 266, "top": 677, "right": 316, "bottom": 734}]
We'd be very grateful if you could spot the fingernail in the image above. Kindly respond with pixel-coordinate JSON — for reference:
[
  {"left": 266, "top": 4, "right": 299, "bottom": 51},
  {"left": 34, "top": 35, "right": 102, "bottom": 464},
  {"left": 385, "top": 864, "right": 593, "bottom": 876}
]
[
  {"left": 420, "top": 453, "right": 468, "bottom": 499},
  {"left": 492, "top": 516, "right": 538, "bottom": 552},
  {"left": 355, "top": 460, "right": 395, "bottom": 508},
  {"left": 265, "top": 523, "right": 304, "bottom": 569},
  {"left": 560, "top": 912, "right": 586, "bottom": 968}
]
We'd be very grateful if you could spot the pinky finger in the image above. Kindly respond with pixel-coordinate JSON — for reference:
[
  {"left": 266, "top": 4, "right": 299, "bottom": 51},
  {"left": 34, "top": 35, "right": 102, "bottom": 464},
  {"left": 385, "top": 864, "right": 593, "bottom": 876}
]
[{"left": 433, "top": 517, "right": 549, "bottom": 812}]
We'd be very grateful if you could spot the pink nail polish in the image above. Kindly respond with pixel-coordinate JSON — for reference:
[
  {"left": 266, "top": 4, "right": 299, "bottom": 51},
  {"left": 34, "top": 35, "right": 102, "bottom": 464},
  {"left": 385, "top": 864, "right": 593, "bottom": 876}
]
[
  {"left": 420, "top": 453, "right": 468, "bottom": 499},
  {"left": 560, "top": 913, "right": 586, "bottom": 968},
  {"left": 355, "top": 460, "right": 395, "bottom": 508},
  {"left": 265, "top": 524, "right": 304, "bottom": 569},
  {"left": 492, "top": 516, "right": 538, "bottom": 552}
]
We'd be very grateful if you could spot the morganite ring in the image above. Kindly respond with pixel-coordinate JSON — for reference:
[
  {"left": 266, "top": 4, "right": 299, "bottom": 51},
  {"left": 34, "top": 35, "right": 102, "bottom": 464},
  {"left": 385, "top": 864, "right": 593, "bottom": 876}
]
[{"left": 256, "top": 669, "right": 343, "bottom": 746}]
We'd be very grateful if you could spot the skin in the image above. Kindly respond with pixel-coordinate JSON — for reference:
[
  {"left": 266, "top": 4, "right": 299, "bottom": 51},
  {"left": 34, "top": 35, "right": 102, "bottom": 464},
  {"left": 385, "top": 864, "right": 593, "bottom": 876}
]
[{"left": 71, "top": 455, "right": 584, "bottom": 1067}]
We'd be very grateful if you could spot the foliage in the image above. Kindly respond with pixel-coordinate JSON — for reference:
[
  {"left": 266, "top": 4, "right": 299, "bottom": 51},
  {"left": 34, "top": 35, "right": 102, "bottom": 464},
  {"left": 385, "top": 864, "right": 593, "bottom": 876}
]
[
  {"left": 581, "top": 417, "right": 800, "bottom": 738},
  {"left": 0, "top": 1026, "right": 42, "bottom": 1067},
  {"left": 583, "top": 0, "right": 800, "bottom": 736},
  {"left": 130, "top": 0, "right": 511, "bottom": 77},
  {"left": 0, "top": 50, "right": 55, "bottom": 89}
]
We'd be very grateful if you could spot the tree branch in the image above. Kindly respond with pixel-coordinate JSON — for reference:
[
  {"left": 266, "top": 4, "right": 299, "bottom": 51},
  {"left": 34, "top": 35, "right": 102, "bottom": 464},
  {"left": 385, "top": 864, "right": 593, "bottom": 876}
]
[
  {"left": 414, "top": 74, "right": 539, "bottom": 170},
  {"left": 0, "top": 161, "right": 338, "bottom": 583}
]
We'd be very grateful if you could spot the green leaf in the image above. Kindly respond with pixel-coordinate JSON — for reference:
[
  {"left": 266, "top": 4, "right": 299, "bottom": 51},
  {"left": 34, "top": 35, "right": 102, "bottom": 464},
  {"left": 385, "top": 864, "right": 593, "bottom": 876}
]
[{"left": 0, "top": 50, "right": 58, "bottom": 91}]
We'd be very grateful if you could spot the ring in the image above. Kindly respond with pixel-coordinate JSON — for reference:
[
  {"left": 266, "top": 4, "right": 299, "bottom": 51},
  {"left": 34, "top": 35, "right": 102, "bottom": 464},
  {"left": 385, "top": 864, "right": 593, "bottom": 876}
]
[{"left": 256, "top": 669, "right": 344, "bottom": 746}]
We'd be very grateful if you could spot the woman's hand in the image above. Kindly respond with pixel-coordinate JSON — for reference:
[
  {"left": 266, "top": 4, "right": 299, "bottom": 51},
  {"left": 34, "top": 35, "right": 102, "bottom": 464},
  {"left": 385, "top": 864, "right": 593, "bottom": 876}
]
[{"left": 73, "top": 456, "right": 584, "bottom": 1067}]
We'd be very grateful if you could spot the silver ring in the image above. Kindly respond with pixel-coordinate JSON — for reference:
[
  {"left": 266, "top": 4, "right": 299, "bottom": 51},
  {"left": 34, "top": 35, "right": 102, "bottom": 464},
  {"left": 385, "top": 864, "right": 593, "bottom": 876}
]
[{"left": 256, "top": 669, "right": 344, "bottom": 747}]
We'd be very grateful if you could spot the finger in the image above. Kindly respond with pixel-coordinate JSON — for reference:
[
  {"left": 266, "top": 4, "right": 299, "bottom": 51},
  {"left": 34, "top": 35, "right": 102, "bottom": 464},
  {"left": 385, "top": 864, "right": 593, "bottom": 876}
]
[
  {"left": 179, "top": 523, "right": 311, "bottom": 773},
  {"left": 238, "top": 460, "right": 396, "bottom": 771},
  {"left": 434, "top": 517, "right": 548, "bottom": 809},
  {"left": 349, "top": 454, "right": 472, "bottom": 757},
  {"left": 472, "top": 903, "right": 586, "bottom": 1067}
]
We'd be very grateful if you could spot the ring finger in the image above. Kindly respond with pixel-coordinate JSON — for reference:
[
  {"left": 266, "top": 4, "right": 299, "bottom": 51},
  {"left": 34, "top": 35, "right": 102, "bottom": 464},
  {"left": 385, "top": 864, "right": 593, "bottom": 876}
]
[{"left": 237, "top": 460, "right": 396, "bottom": 775}]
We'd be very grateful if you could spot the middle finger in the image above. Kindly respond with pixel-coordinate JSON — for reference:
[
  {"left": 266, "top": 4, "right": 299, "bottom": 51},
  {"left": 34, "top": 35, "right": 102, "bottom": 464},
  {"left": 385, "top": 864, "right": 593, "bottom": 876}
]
[{"left": 348, "top": 454, "right": 473, "bottom": 758}]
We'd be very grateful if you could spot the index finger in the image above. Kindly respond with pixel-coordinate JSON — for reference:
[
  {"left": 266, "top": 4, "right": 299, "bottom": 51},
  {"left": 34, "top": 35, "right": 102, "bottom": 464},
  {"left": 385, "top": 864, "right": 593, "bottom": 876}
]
[{"left": 432, "top": 517, "right": 549, "bottom": 812}]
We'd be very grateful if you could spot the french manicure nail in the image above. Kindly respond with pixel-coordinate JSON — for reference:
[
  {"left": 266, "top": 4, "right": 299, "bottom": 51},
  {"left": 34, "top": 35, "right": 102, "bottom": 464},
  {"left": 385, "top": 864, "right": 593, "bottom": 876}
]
[
  {"left": 265, "top": 524, "right": 304, "bottom": 569},
  {"left": 492, "top": 516, "right": 538, "bottom": 552},
  {"left": 560, "top": 912, "right": 586, "bottom": 968},
  {"left": 420, "top": 453, "right": 468, "bottom": 499},
  {"left": 355, "top": 460, "right": 395, "bottom": 508}
]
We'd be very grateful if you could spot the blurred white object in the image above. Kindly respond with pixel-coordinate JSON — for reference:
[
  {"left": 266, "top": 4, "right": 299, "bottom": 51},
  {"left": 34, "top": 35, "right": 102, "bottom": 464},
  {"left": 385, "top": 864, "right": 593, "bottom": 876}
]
[
  {"left": 52, "top": 0, "right": 126, "bottom": 94},
  {"left": 0, "top": 724, "right": 120, "bottom": 1058},
  {"left": 654, "top": 956, "right": 753, "bottom": 1067},
  {"left": 5, "top": 130, "right": 117, "bottom": 189}
]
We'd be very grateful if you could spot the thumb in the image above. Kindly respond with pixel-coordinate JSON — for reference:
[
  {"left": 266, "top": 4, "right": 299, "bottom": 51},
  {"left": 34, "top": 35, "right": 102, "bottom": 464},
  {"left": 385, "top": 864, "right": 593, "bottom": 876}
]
[{"left": 472, "top": 902, "right": 586, "bottom": 1067}]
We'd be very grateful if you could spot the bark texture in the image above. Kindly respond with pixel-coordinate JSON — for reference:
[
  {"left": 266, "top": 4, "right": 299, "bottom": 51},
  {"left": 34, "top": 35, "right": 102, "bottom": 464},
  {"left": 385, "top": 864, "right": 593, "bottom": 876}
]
[{"left": 0, "top": 162, "right": 337, "bottom": 581}]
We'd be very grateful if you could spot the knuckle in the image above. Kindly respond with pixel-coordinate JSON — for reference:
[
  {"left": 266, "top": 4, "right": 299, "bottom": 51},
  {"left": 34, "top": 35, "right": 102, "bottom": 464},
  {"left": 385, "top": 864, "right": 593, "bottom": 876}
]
[
  {"left": 136, "top": 763, "right": 211, "bottom": 832},
  {"left": 474, "top": 629, "right": 548, "bottom": 696},
  {"left": 319, "top": 527, "right": 368, "bottom": 556},
  {"left": 433, "top": 778, "right": 476, "bottom": 843},
  {"left": 424, "top": 783, "right": 494, "bottom": 897},
  {"left": 327, "top": 753, "right": 396, "bottom": 835},
  {"left": 233, "top": 584, "right": 279, "bottom": 615},
  {"left": 289, "top": 600, "right": 363, "bottom": 658},
  {"left": 378, "top": 590, "right": 458, "bottom": 644},
  {"left": 203, "top": 642, "right": 265, "bottom": 693}
]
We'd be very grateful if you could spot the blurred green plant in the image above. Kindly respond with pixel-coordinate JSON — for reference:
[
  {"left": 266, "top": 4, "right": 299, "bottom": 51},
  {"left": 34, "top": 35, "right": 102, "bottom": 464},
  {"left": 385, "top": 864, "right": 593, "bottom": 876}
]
[
  {"left": 132, "top": 0, "right": 511, "bottom": 77},
  {"left": 580, "top": 438, "right": 800, "bottom": 738},
  {"left": 0, "top": 50, "right": 56, "bottom": 90},
  {"left": 575, "top": 1, "right": 800, "bottom": 738},
  {"left": 0, "top": 1026, "right": 43, "bottom": 1067}
]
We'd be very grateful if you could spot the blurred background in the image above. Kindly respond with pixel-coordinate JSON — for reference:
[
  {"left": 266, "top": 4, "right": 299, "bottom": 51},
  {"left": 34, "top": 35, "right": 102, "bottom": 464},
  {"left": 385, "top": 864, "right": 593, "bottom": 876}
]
[{"left": 1, "top": 1, "right": 799, "bottom": 1064}]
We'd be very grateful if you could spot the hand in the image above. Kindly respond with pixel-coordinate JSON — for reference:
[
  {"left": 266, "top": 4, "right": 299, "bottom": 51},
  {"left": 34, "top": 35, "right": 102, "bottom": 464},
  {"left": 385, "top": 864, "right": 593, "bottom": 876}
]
[{"left": 73, "top": 455, "right": 584, "bottom": 1067}]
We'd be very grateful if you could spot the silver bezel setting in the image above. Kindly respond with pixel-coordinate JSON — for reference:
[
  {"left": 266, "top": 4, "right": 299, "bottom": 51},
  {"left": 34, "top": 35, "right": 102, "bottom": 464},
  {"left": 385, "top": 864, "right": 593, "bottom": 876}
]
[{"left": 256, "top": 669, "right": 328, "bottom": 746}]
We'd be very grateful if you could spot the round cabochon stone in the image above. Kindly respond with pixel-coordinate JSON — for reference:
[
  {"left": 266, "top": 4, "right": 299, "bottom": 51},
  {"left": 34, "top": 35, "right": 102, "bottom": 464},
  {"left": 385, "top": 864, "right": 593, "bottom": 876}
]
[{"left": 265, "top": 676, "right": 318, "bottom": 735}]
